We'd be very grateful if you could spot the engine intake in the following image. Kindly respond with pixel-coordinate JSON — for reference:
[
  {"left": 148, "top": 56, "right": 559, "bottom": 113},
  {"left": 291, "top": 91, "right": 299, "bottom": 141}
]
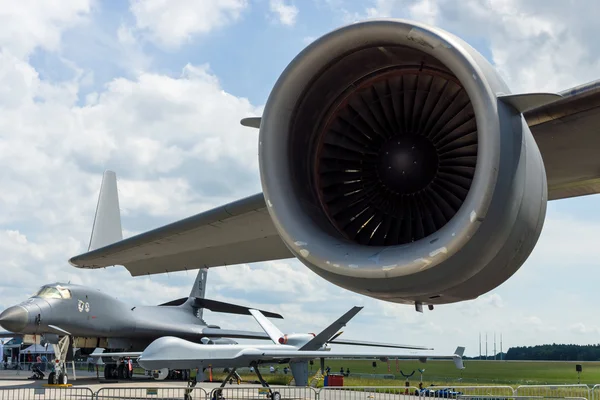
[
  {"left": 258, "top": 19, "right": 547, "bottom": 305},
  {"left": 314, "top": 67, "right": 477, "bottom": 246}
]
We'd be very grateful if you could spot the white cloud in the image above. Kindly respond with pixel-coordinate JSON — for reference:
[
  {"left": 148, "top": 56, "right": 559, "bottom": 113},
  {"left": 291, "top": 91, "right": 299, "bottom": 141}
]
[
  {"left": 0, "top": 57, "right": 263, "bottom": 234},
  {"left": 360, "top": 0, "right": 600, "bottom": 93},
  {"left": 0, "top": 0, "right": 92, "bottom": 59},
  {"left": 129, "top": 0, "right": 248, "bottom": 49},
  {"left": 269, "top": 0, "right": 299, "bottom": 26}
]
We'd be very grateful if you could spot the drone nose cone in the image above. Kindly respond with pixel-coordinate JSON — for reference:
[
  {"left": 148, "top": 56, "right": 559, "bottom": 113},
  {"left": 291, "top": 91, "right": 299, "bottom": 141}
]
[{"left": 0, "top": 306, "right": 28, "bottom": 332}]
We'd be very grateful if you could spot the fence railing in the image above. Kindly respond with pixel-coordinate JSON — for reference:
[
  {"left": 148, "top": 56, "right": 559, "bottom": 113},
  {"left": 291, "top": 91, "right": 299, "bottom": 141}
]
[
  {"left": 3, "top": 384, "right": 600, "bottom": 400},
  {"left": 96, "top": 386, "right": 209, "bottom": 400},
  {"left": 0, "top": 387, "right": 94, "bottom": 400}
]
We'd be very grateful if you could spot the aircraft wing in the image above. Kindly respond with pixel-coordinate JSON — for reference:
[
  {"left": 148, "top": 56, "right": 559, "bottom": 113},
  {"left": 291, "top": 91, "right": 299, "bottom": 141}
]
[
  {"left": 329, "top": 339, "right": 433, "bottom": 350},
  {"left": 239, "top": 346, "right": 465, "bottom": 369},
  {"left": 199, "top": 328, "right": 270, "bottom": 341},
  {"left": 68, "top": 193, "right": 293, "bottom": 276},
  {"left": 0, "top": 331, "right": 14, "bottom": 338},
  {"left": 524, "top": 79, "right": 600, "bottom": 200},
  {"left": 90, "top": 351, "right": 142, "bottom": 359},
  {"left": 156, "top": 323, "right": 271, "bottom": 341},
  {"left": 68, "top": 79, "right": 600, "bottom": 276}
]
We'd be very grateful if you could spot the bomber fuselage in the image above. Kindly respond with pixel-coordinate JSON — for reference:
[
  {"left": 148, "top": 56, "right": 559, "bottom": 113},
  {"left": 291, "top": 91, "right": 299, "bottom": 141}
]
[{"left": 0, "top": 283, "right": 217, "bottom": 350}]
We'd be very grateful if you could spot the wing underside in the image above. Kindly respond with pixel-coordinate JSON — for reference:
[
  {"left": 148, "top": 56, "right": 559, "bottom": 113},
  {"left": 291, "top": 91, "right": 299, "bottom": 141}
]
[
  {"left": 91, "top": 351, "right": 142, "bottom": 359},
  {"left": 68, "top": 80, "right": 600, "bottom": 276}
]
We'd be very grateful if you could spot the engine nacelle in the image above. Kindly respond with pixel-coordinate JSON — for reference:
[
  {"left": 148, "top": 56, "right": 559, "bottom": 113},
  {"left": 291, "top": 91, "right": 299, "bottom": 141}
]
[{"left": 258, "top": 19, "right": 547, "bottom": 306}]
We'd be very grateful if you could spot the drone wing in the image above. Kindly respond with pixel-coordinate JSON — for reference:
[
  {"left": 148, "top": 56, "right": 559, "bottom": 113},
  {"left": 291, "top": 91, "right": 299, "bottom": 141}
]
[{"left": 240, "top": 346, "right": 466, "bottom": 369}]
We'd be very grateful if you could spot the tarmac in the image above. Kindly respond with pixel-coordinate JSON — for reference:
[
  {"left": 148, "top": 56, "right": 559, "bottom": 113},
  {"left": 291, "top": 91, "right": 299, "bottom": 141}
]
[{"left": 0, "top": 368, "right": 230, "bottom": 390}]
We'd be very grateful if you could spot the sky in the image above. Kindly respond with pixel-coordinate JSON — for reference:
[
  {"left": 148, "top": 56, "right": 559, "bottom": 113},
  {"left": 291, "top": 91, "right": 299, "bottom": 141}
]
[{"left": 1, "top": 0, "right": 600, "bottom": 359}]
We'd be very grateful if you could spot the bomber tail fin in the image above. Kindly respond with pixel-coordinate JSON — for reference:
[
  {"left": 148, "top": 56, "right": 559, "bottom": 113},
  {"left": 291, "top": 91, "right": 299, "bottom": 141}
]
[
  {"left": 190, "top": 268, "right": 208, "bottom": 299},
  {"left": 88, "top": 170, "right": 123, "bottom": 252},
  {"left": 190, "top": 268, "right": 208, "bottom": 319}
]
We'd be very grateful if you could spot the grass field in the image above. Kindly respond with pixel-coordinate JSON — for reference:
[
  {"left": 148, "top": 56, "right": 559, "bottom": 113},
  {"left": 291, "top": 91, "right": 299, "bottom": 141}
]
[{"left": 207, "top": 360, "right": 600, "bottom": 387}]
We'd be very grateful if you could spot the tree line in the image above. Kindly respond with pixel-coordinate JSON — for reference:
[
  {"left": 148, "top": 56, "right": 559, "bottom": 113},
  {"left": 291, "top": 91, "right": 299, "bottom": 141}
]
[{"left": 466, "top": 344, "right": 600, "bottom": 361}]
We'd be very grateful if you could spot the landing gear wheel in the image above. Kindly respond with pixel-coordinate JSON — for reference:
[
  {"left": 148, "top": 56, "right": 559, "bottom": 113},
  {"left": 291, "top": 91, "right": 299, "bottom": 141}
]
[
  {"left": 48, "top": 372, "right": 56, "bottom": 385},
  {"left": 117, "top": 364, "right": 125, "bottom": 379},
  {"left": 270, "top": 391, "right": 281, "bottom": 400},
  {"left": 58, "top": 373, "right": 67, "bottom": 385},
  {"left": 211, "top": 389, "right": 224, "bottom": 400}
]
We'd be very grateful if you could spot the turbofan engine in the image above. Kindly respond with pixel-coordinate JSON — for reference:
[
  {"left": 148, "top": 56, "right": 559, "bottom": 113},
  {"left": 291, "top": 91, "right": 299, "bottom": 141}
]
[{"left": 258, "top": 19, "right": 547, "bottom": 306}]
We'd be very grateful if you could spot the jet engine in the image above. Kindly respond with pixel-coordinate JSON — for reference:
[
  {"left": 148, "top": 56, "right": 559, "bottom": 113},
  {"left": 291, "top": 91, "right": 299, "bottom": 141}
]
[{"left": 258, "top": 19, "right": 547, "bottom": 306}]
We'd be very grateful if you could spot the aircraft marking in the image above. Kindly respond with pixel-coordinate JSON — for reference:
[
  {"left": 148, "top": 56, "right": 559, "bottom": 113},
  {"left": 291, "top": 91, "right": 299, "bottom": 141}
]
[{"left": 78, "top": 300, "right": 90, "bottom": 313}]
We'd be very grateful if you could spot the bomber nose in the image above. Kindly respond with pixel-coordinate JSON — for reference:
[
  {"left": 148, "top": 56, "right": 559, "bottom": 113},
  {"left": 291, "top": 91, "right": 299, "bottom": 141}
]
[{"left": 0, "top": 306, "right": 28, "bottom": 332}]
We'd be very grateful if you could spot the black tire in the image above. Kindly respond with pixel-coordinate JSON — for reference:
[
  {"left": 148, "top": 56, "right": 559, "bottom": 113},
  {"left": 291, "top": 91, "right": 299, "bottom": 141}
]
[
  {"left": 271, "top": 391, "right": 281, "bottom": 400},
  {"left": 48, "top": 372, "right": 56, "bottom": 385},
  {"left": 58, "top": 373, "right": 67, "bottom": 385},
  {"left": 104, "top": 364, "right": 113, "bottom": 379},
  {"left": 117, "top": 364, "right": 125, "bottom": 379}
]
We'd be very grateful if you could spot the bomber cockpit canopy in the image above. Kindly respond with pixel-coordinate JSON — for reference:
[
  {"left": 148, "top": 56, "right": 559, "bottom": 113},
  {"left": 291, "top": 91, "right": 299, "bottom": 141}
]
[{"left": 33, "top": 285, "right": 72, "bottom": 300}]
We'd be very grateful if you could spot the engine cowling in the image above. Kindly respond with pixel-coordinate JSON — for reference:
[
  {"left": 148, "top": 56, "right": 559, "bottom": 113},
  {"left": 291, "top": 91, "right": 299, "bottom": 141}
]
[{"left": 258, "top": 19, "right": 547, "bottom": 306}]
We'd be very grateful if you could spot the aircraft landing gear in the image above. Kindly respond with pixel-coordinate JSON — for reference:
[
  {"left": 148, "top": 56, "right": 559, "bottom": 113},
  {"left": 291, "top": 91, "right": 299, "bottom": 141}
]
[
  {"left": 252, "top": 362, "right": 280, "bottom": 400},
  {"left": 103, "top": 360, "right": 133, "bottom": 380},
  {"left": 209, "top": 367, "right": 244, "bottom": 400},
  {"left": 48, "top": 336, "right": 71, "bottom": 385}
]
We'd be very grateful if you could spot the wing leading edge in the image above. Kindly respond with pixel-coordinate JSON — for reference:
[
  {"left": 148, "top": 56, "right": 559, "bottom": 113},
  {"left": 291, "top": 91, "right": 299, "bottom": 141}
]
[
  {"left": 68, "top": 79, "right": 600, "bottom": 276},
  {"left": 239, "top": 346, "right": 465, "bottom": 369}
]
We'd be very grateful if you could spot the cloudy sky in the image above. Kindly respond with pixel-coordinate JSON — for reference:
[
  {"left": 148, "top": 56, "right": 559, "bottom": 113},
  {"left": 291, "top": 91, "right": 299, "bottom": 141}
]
[{"left": 1, "top": 0, "right": 600, "bottom": 359}]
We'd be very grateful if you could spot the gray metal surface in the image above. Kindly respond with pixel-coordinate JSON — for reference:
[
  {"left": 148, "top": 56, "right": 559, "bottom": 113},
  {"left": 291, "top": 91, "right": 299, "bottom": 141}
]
[{"left": 67, "top": 18, "right": 600, "bottom": 308}]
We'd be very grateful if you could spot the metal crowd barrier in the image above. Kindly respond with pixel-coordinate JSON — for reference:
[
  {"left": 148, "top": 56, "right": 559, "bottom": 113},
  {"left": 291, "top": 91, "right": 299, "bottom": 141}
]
[
  {"left": 96, "top": 386, "right": 209, "bottom": 400},
  {"left": 515, "top": 385, "right": 591, "bottom": 400},
  {"left": 0, "top": 387, "right": 94, "bottom": 400},
  {"left": 210, "top": 385, "right": 318, "bottom": 400},
  {"left": 1, "top": 384, "right": 600, "bottom": 400}
]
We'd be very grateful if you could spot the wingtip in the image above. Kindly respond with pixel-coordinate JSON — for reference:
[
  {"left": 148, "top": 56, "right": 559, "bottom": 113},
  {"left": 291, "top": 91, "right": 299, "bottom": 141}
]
[
  {"left": 454, "top": 346, "right": 466, "bottom": 357},
  {"left": 265, "top": 312, "right": 284, "bottom": 320}
]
